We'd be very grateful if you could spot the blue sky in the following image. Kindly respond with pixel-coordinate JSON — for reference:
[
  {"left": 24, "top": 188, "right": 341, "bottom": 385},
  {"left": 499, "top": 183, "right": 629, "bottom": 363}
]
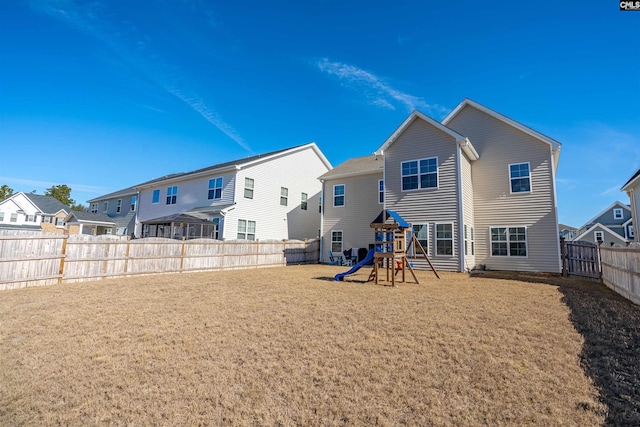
[{"left": 1, "top": 0, "right": 638, "bottom": 227}]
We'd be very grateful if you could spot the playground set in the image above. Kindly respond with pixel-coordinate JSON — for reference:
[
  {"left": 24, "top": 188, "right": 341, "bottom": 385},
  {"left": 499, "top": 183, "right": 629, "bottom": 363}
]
[{"left": 334, "top": 210, "right": 439, "bottom": 285}]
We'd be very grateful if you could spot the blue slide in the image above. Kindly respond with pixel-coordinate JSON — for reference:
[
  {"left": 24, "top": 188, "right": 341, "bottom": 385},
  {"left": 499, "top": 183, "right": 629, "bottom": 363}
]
[{"left": 334, "top": 249, "right": 375, "bottom": 281}]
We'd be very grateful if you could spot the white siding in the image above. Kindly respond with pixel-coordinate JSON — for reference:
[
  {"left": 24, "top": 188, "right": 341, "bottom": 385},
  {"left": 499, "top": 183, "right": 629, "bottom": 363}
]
[
  {"left": 321, "top": 172, "right": 383, "bottom": 261},
  {"left": 384, "top": 118, "right": 461, "bottom": 271},
  {"left": 461, "top": 152, "right": 476, "bottom": 270},
  {"left": 447, "top": 105, "right": 560, "bottom": 273},
  {"left": 0, "top": 194, "right": 40, "bottom": 227},
  {"left": 225, "top": 145, "right": 329, "bottom": 241}
]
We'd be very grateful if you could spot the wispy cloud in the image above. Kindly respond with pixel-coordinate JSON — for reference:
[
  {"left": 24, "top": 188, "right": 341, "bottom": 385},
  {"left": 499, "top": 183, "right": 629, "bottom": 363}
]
[
  {"left": 29, "top": 0, "right": 251, "bottom": 152},
  {"left": 0, "top": 176, "right": 108, "bottom": 195},
  {"left": 315, "top": 58, "right": 449, "bottom": 116}
]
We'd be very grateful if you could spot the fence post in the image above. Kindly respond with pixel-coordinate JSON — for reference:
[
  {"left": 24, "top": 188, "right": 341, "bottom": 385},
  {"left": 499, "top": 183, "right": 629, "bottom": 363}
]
[
  {"left": 124, "top": 236, "right": 131, "bottom": 274},
  {"left": 57, "top": 232, "right": 69, "bottom": 285},
  {"left": 560, "top": 238, "right": 567, "bottom": 277},
  {"left": 180, "top": 237, "right": 186, "bottom": 272}
]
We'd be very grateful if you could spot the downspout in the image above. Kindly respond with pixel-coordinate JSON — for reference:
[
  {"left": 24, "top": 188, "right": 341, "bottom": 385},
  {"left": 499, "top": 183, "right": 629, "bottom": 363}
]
[
  {"left": 319, "top": 179, "right": 325, "bottom": 263},
  {"left": 456, "top": 142, "right": 465, "bottom": 272}
]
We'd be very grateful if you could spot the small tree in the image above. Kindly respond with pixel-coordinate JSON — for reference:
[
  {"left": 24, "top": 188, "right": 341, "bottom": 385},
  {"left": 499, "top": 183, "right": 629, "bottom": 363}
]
[
  {"left": 45, "top": 184, "right": 75, "bottom": 206},
  {"left": 0, "top": 185, "right": 14, "bottom": 201},
  {"left": 70, "top": 203, "right": 87, "bottom": 212}
]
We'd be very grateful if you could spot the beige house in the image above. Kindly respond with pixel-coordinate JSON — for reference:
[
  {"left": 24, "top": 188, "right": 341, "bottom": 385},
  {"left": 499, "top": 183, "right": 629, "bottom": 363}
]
[
  {"left": 321, "top": 99, "right": 562, "bottom": 273},
  {"left": 621, "top": 169, "right": 639, "bottom": 243}
]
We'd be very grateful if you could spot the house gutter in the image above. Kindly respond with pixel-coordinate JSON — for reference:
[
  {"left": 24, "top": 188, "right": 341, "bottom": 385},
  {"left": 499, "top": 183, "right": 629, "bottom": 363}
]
[
  {"left": 456, "top": 143, "right": 465, "bottom": 272},
  {"left": 319, "top": 179, "right": 325, "bottom": 263}
]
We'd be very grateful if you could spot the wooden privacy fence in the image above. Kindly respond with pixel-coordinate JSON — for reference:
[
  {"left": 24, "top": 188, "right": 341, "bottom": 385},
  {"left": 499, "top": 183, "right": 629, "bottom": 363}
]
[
  {"left": 560, "top": 238, "right": 601, "bottom": 280},
  {"left": 600, "top": 243, "right": 640, "bottom": 305},
  {"left": 0, "top": 230, "right": 320, "bottom": 290}
]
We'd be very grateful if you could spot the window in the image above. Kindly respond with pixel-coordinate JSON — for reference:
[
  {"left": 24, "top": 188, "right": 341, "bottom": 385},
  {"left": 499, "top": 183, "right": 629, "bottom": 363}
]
[
  {"left": 90, "top": 203, "right": 98, "bottom": 213},
  {"left": 131, "top": 196, "right": 137, "bottom": 211},
  {"left": 378, "top": 180, "right": 384, "bottom": 204},
  {"left": 280, "top": 187, "right": 288, "bottom": 206},
  {"left": 0, "top": 212, "right": 4, "bottom": 221},
  {"left": 301, "top": 193, "right": 308, "bottom": 210},
  {"left": 333, "top": 184, "right": 345, "bottom": 207},
  {"left": 613, "top": 208, "right": 623, "bottom": 220},
  {"left": 629, "top": 225, "right": 634, "bottom": 239},
  {"left": 208, "top": 177, "right": 223, "bottom": 200},
  {"left": 237, "top": 219, "right": 256, "bottom": 240},
  {"left": 594, "top": 231, "right": 604, "bottom": 243},
  {"left": 103, "top": 202, "right": 108, "bottom": 212},
  {"left": 331, "top": 231, "right": 343, "bottom": 253},
  {"left": 166, "top": 186, "right": 178, "bottom": 205},
  {"left": 470, "top": 227, "right": 475, "bottom": 255},
  {"left": 244, "top": 178, "right": 254, "bottom": 199},
  {"left": 116, "top": 199, "right": 122, "bottom": 213},
  {"left": 413, "top": 224, "right": 429, "bottom": 254},
  {"left": 152, "top": 189, "right": 160, "bottom": 204},
  {"left": 464, "top": 225, "right": 468, "bottom": 256},
  {"left": 10, "top": 213, "right": 17, "bottom": 222},
  {"left": 319, "top": 196, "right": 322, "bottom": 213},
  {"left": 491, "top": 227, "right": 527, "bottom": 256},
  {"left": 42, "top": 215, "right": 52, "bottom": 223},
  {"left": 435, "top": 223, "right": 453, "bottom": 256},
  {"left": 55, "top": 217, "right": 64, "bottom": 227},
  {"left": 402, "top": 157, "right": 438, "bottom": 191},
  {"left": 509, "top": 163, "right": 531, "bottom": 193}
]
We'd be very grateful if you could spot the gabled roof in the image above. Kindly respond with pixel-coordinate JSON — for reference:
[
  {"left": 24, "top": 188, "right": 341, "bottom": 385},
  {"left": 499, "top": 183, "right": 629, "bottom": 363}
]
[
  {"left": 371, "top": 210, "right": 411, "bottom": 229},
  {"left": 558, "top": 223, "right": 577, "bottom": 232},
  {"left": 580, "top": 201, "right": 631, "bottom": 228},
  {"left": 442, "top": 98, "right": 562, "bottom": 151},
  {"left": 143, "top": 213, "right": 213, "bottom": 224},
  {"left": 87, "top": 186, "right": 137, "bottom": 203},
  {"left": 574, "top": 222, "right": 629, "bottom": 244},
  {"left": 1, "top": 192, "right": 70, "bottom": 215},
  {"left": 621, "top": 168, "right": 640, "bottom": 191},
  {"left": 66, "top": 211, "right": 115, "bottom": 225},
  {"left": 135, "top": 143, "right": 331, "bottom": 189},
  {"left": 319, "top": 154, "right": 383, "bottom": 180},
  {"left": 375, "top": 110, "right": 479, "bottom": 161}
]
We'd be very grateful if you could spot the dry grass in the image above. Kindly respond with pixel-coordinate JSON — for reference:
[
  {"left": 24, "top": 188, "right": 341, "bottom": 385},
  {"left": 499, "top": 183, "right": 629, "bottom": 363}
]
[{"left": 0, "top": 265, "right": 635, "bottom": 426}]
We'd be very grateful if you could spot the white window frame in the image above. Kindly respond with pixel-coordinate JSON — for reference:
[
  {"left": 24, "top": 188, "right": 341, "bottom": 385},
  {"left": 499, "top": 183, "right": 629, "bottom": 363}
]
[
  {"left": 509, "top": 162, "right": 532, "bottom": 194},
  {"left": 10, "top": 213, "right": 17, "bottom": 223},
  {"left": 0, "top": 212, "right": 4, "bottom": 222},
  {"left": 152, "top": 189, "right": 160, "bottom": 204},
  {"left": 629, "top": 225, "right": 634, "bottom": 239},
  {"left": 244, "top": 178, "right": 254, "bottom": 199},
  {"left": 166, "top": 186, "right": 178, "bottom": 205},
  {"left": 280, "top": 187, "right": 288, "bottom": 206},
  {"left": 594, "top": 231, "right": 604, "bottom": 243},
  {"left": 378, "top": 179, "right": 384, "bottom": 204},
  {"left": 301, "top": 192, "right": 308, "bottom": 210},
  {"left": 208, "top": 177, "right": 223, "bottom": 200},
  {"left": 401, "top": 157, "right": 438, "bottom": 191},
  {"left": 412, "top": 224, "right": 429, "bottom": 256},
  {"left": 90, "top": 203, "right": 98, "bottom": 213},
  {"left": 490, "top": 226, "right": 528, "bottom": 257},
  {"left": 237, "top": 219, "right": 256, "bottom": 240},
  {"left": 333, "top": 184, "right": 345, "bottom": 207},
  {"left": 470, "top": 227, "right": 475, "bottom": 256},
  {"left": 55, "top": 217, "right": 64, "bottom": 227},
  {"left": 331, "top": 230, "right": 343, "bottom": 253},
  {"left": 464, "top": 225, "right": 469, "bottom": 256},
  {"left": 613, "top": 208, "right": 623, "bottom": 220},
  {"left": 103, "top": 202, "right": 108, "bottom": 213},
  {"left": 116, "top": 199, "right": 122, "bottom": 213},
  {"left": 435, "top": 223, "right": 454, "bottom": 256},
  {"left": 130, "top": 195, "right": 137, "bottom": 211}
]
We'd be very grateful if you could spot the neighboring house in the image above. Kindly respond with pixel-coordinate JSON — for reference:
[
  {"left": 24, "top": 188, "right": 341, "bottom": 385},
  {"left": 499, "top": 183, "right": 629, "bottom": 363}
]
[
  {"left": 131, "top": 143, "right": 331, "bottom": 240},
  {"left": 0, "top": 192, "right": 69, "bottom": 233},
  {"left": 65, "top": 211, "right": 116, "bottom": 236},
  {"left": 319, "top": 154, "right": 384, "bottom": 260},
  {"left": 574, "top": 201, "right": 633, "bottom": 245},
  {"left": 321, "top": 99, "right": 562, "bottom": 273},
  {"left": 559, "top": 224, "right": 578, "bottom": 240},
  {"left": 86, "top": 186, "right": 138, "bottom": 236},
  {"left": 621, "top": 168, "right": 640, "bottom": 243}
]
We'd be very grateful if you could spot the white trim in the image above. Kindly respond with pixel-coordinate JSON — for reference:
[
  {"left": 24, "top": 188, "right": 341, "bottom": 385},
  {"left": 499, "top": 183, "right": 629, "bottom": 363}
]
[
  {"left": 378, "top": 179, "right": 384, "bottom": 205},
  {"left": 333, "top": 184, "right": 345, "bottom": 207},
  {"left": 594, "top": 230, "right": 604, "bottom": 243},
  {"left": 613, "top": 208, "right": 623, "bottom": 220},
  {"left": 375, "top": 111, "right": 479, "bottom": 161},
  {"left": 434, "top": 222, "right": 455, "bottom": 257},
  {"left": 508, "top": 162, "right": 532, "bottom": 194},
  {"left": 621, "top": 169, "right": 640, "bottom": 191},
  {"left": 412, "top": 223, "right": 430, "bottom": 256},
  {"left": 573, "top": 222, "right": 629, "bottom": 243},
  {"left": 331, "top": 230, "right": 344, "bottom": 253},
  {"left": 489, "top": 226, "right": 529, "bottom": 258},
  {"left": 456, "top": 144, "right": 465, "bottom": 272},
  {"left": 400, "top": 157, "right": 439, "bottom": 192}
]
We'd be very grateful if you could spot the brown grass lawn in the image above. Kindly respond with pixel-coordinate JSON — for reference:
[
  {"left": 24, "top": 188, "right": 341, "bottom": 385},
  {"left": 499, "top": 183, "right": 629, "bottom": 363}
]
[{"left": 1, "top": 265, "right": 638, "bottom": 426}]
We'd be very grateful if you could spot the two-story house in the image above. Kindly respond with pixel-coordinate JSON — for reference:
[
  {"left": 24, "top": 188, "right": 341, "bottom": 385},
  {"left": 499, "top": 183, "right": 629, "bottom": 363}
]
[
  {"left": 86, "top": 186, "right": 138, "bottom": 236},
  {"left": 621, "top": 169, "right": 639, "bottom": 243},
  {"left": 0, "top": 192, "right": 69, "bottom": 233},
  {"left": 90, "top": 143, "right": 331, "bottom": 240},
  {"left": 573, "top": 201, "right": 633, "bottom": 245},
  {"left": 321, "top": 99, "right": 562, "bottom": 273}
]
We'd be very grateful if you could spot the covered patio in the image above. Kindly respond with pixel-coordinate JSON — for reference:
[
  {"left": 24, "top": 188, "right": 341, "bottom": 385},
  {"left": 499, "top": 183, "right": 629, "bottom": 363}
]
[{"left": 141, "top": 213, "right": 218, "bottom": 240}]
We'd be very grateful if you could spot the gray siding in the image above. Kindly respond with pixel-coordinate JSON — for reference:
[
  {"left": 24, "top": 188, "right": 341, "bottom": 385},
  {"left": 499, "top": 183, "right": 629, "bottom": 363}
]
[
  {"left": 321, "top": 172, "right": 383, "bottom": 260},
  {"left": 447, "top": 105, "right": 560, "bottom": 273},
  {"left": 578, "top": 225, "right": 627, "bottom": 246},
  {"left": 384, "top": 118, "right": 460, "bottom": 271}
]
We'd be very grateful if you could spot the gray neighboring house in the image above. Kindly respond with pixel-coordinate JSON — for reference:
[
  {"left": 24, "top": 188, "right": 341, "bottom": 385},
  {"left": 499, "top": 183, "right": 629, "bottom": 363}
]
[
  {"left": 621, "top": 168, "right": 639, "bottom": 243},
  {"left": 573, "top": 201, "right": 633, "bottom": 245},
  {"left": 65, "top": 211, "right": 116, "bottom": 236},
  {"left": 87, "top": 186, "right": 139, "bottom": 237},
  {"left": 559, "top": 224, "right": 577, "bottom": 240}
]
